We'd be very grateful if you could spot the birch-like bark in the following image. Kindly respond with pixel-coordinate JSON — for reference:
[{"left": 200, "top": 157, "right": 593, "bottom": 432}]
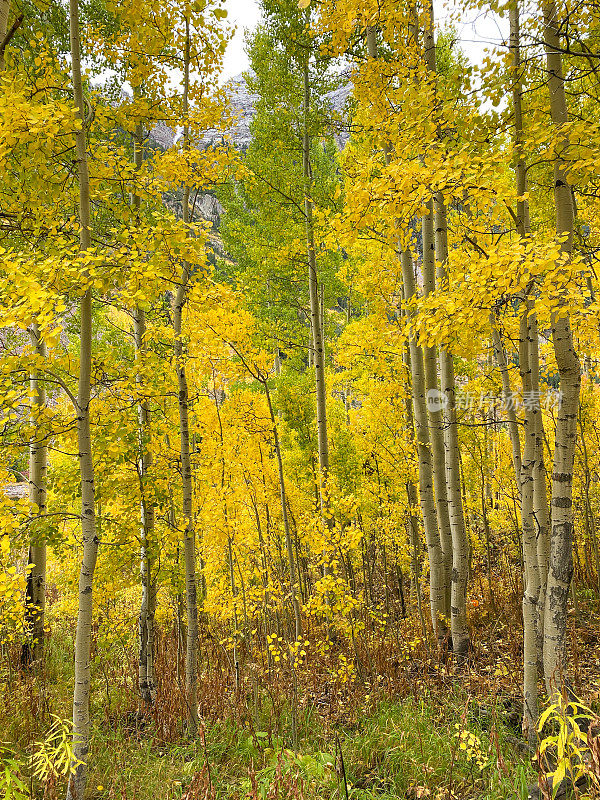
[
  {"left": 174, "top": 18, "right": 199, "bottom": 734},
  {"left": 0, "top": 0, "right": 9, "bottom": 39},
  {"left": 519, "top": 304, "right": 541, "bottom": 740},
  {"left": 366, "top": 25, "right": 446, "bottom": 640},
  {"left": 422, "top": 0, "right": 469, "bottom": 658},
  {"left": 24, "top": 324, "right": 47, "bottom": 663},
  {"left": 542, "top": 0, "right": 581, "bottom": 692},
  {"left": 434, "top": 194, "right": 470, "bottom": 662},
  {"left": 403, "top": 344, "right": 430, "bottom": 649},
  {"left": 490, "top": 316, "right": 522, "bottom": 485},
  {"left": 401, "top": 250, "right": 446, "bottom": 640},
  {"left": 67, "top": 0, "right": 98, "bottom": 794},
  {"left": 302, "top": 61, "right": 330, "bottom": 527},
  {"left": 130, "top": 115, "right": 157, "bottom": 706},
  {"left": 0, "top": 0, "right": 10, "bottom": 69},
  {"left": 422, "top": 203, "right": 452, "bottom": 623},
  {"left": 134, "top": 306, "right": 157, "bottom": 706},
  {"left": 0, "top": 0, "right": 13, "bottom": 72},
  {"left": 264, "top": 381, "right": 302, "bottom": 640},
  {"left": 509, "top": 0, "right": 550, "bottom": 734},
  {"left": 529, "top": 308, "right": 550, "bottom": 661}
]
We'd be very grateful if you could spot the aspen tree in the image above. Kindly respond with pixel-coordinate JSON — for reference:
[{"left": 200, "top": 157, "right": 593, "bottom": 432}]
[
  {"left": 67, "top": 0, "right": 99, "bottom": 793},
  {"left": 419, "top": 15, "right": 452, "bottom": 624},
  {"left": 403, "top": 342, "right": 431, "bottom": 648},
  {"left": 365, "top": 24, "right": 446, "bottom": 643},
  {"left": 0, "top": 0, "right": 11, "bottom": 69},
  {"left": 302, "top": 51, "right": 331, "bottom": 526},
  {"left": 401, "top": 250, "right": 447, "bottom": 641},
  {"left": 435, "top": 209, "right": 470, "bottom": 663},
  {"left": 519, "top": 302, "right": 542, "bottom": 737},
  {"left": 1, "top": 4, "right": 49, "bottom": 667},
  {"left": 23, "top": 324, "right": 47, "bottom": 663},
  {"left": 421, "top": 199, "right": 453, "bottom": 627},
  {"left": 422, "top": 0, "right": 469, "bottom": 660},
  {"left": 173, "top": 16, "right": 199, "bottom": 736},
  {"left": 490, "top": 317, "right": 522, "bottom": 486},
  {"left": 542, "top": 0, "right": 582, "bottom": 692},
  {"left": 264, "top": 379, "right": 302, "bottom": 640},
  {"left": 215, "top": 327, "right": 303, "bottom": 642},
  {"left": 130, "top": 110, "right": 157, "bottom": 706},
  {"left": 134, "top": 298, "right": 157, "bottom": 706},
  {"left": 506, "top": 0, "right": 550, "bottom": 735},
  {"left": 0, "top": 0, "right": 9, "bottom": 40}
]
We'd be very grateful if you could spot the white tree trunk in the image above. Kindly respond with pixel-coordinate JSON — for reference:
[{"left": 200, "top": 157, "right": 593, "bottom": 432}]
[
  {"left": 67, "top": 0, "right": 98, "bottom": 794},
  {"left": 401, "top": 250, "right": 447, "bottom": 640},
  {"left": 366, "top": 26, "right": 446, "bottom": 641},
  {"left": 519, "top": 303, "right": 542, "bottom": 739},
  {"left": 434, "top": 193, "right": 470, "bottom": 662},
  {"left": 422, "top": 203, "right": 452, "bottom": 625},
  {"left": 490, "top": 316, "right": 522, "bottom": 485},
  {"left": 174, "top": 18, "right": 199, "bottom": 734},
  {"left": 25, "top": 323, "right": 48, "bottom": 663},
  {"left": 302, "top": 63, "right": 331, "bottom": 524},
  {"left": 542, "top": 0, "right": 581, "bottom": 693},
  {"left": 264, "top": 381, "right": 302, "bottom": 640},
  {"left": 134, "top": 305, "right": 157, "bottom": 706},
  {"left": 130, "top": 116, "right": 157, "bottom": 707}
]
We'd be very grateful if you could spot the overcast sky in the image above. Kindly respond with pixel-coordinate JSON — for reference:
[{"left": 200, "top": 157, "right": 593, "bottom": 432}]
[
  {"left": 222, "top": 0, "right": 261, "bottom": 80},
  {"left": 221, "top": 0, "right": 507, "bottom": 82}
]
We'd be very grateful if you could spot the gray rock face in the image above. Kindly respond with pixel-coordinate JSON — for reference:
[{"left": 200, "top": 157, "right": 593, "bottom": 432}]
[
  {"left": 195, "top": 193, "right": 223, "bottom": 227},
  {"left": 148, "top": 72, "right": 351, "bottom": 231},
  {"left": 148, "top": 120, "right": 177, "bottom": 151},
  {"left": 148, "top": 71, "right": 351, "bottom": 152},
  {"left": 200, "top": 73, "right": 259, "bottom": 150}
]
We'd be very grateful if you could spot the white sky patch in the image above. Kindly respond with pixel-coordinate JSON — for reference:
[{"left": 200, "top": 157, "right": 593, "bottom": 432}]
[
  {"left": 222, "top": 0, "right": 261, "bottom": 81},
  {"left": 220, "top": 0, "right": 508, "bottom": 84}
]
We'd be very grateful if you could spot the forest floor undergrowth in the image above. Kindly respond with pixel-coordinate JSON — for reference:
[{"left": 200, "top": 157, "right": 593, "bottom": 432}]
[{"left": 2, "top": 588, "right": 599, "bottom": 800}]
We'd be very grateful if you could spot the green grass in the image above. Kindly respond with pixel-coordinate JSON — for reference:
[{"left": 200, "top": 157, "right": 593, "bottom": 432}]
[
  {"left": 1, "top": 631, "right": 536, "bottom": 799},
  {"left": 82, "top": 693, "right": 534, "bottom": 799}
]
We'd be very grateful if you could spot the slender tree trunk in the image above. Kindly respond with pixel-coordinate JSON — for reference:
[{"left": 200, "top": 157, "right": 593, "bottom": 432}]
[
  {"left": 0, "top": 0, "right": 11, "bottom": 69},
  {"left": 421, "top": 0, "right": 469, "bottom": 657},
  {"left": 67, "top": 0, "right": 98, "bottom": 794},
  {"left": 509, "top": 0, "right": 551, "bottom": 729},
  {"left": 0, "top": 0, "right": 9, "bottom": 40},
  {"left": 302, "top": 61, "right": 330, "bottom": 527},
  {"left": 490, "top": 316, "right": 522, "bottom": 485},
  {"left": 23, "top": 324, "right": 48, "bottom": 663},
  {"left": 226, "top": 531, "right": 240, "bottom": 688},
  {"left": 263, "top": 381, "right": 302, "bottom": 640},
  {"left": 130, "top": 116, "right": 157, "bottom": 707},
  {"left": 401, "top": 251, "right": 446, "bottom": 641},
  {"left": 366, "top": 25, "right": 446, "bottom": 642},
  {"left": 529, "top": 309, "right": 550, "bottom": 665},
  {"left": 542, "top": 0, "right": 581, "bottom": 693},
  {"left": 173, "top": 18, "right": 199, "bottom": 735},
  {"left": 519, "top": 304, "right": 541, "bottom": 741},
  {"left": 578, "top": 413, "right": 600, "bottom": 594},
  {"left": 134, "top": 307, "right": 157, "bottom": 706},
  {"left": 422, "top": 202, "right": 453, "bottom": 623},
  {"left": 434, "top": 192, "right": 470, "bottom": 662}
]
